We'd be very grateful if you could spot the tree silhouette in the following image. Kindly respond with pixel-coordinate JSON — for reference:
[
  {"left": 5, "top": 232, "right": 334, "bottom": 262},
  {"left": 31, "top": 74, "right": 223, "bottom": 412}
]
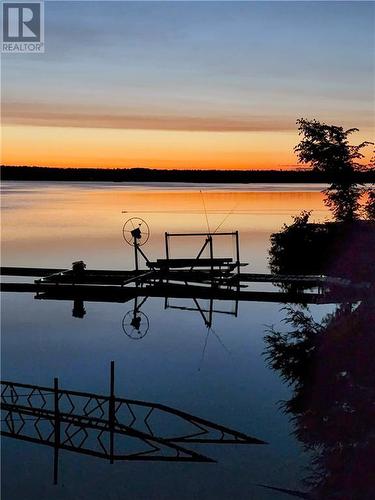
[
  {"left": 363, "top": 153, "right": 375, "bottom": 220},
  {"left": 269, "top": 211, "right": 332, "bottom": 276},
  {"left": 264, "top": 298, "right": 375, "bottom": 498},
  {"left": 294, "top": 119, "right": 372, "bottom": 221},
  {"left": 364, "top": 189, "right": 375, "bottom": 221}
]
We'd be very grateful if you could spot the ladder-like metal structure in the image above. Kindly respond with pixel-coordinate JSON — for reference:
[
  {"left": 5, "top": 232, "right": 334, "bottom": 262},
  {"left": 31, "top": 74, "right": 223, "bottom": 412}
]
[{"left": 1, "top": 362, "right": 266, "bottom": 485}]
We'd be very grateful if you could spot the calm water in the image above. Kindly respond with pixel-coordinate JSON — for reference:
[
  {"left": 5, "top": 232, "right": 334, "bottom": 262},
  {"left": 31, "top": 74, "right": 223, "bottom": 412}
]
[{"left": 1, "top": 181, "right": 334, "bottom": 499}]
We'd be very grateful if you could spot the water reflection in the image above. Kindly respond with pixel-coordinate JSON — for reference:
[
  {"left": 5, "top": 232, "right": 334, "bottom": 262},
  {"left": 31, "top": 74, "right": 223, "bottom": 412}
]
[
  {"left": 264, "top": 297, "right": 375, "bottom": 498},
  {"left": 1, "top": 181, "right": 328, "bottom": 271},
  {"left": 1, "top": 182, "right": 337, "bottom": 498},
  {"left": 1, "top": 362, "right": 266, "bottom": 485},
  {"left": 122, "top": 297, "right": 150, "bottom": 339}
]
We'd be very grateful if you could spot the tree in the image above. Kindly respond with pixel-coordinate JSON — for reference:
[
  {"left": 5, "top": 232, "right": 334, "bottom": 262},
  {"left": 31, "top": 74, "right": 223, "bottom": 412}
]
[
  {"left": 264, "top": 299, "right": 375, "bottom": 498},
  {"left": 294, "top": 118, "right": 372, "bottom": 221},
  {"left": 364, "top": 189, "right": 375, "bottom": 221},
  {"left": 269, "top": 211, "right": 333, "bottom": 276},
  {"left": 363, "top": 152, "right": 375, "bottom": 220}
]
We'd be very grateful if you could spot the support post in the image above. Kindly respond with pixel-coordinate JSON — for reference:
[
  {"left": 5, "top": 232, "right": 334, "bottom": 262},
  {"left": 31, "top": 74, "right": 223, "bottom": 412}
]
[
  {"left": 165, "top": 232, "right": 170, "bottom": 261},
  {"left": 133, "top": 296, "right": 138, "bottom": 320},
  {"left": 209, "top": 236, "right": 214, "bottom": 277},
  {"left": 53, "top": 377, "right": 60, "bottom": 485},
  {"left": 235, "top": 231, "right": 240, "bottom": 275},
  {"left": 134, "top": 239, "right": 139, "bottom": 272},
  {"left": 136, "top": 245, "right": 151, "bottom": 267},
  {"left": 190, "top": 237, "right": 210, "bottom": 271},
  {"left": 208, "top": 297, "right": 214, "bottom": 328},
  {"left": 109, "top": 361, "right": 115, "bottom": 464},
  {"left": 234, "top": 297, "right": 239, "bottom": 317}
]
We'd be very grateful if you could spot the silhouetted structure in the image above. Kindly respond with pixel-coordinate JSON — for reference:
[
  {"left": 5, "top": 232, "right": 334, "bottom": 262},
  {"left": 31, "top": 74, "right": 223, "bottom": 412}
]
[
  {"left": 1, "top": 362, "right": 266, "bottom": 485},
  {"left": 1, "top": 266, "right": 369, "bottom": 309}
]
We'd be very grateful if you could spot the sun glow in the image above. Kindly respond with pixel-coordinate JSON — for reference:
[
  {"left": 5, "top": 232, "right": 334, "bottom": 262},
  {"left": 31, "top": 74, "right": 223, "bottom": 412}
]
[{"left": 2, "top": 125, "right": 299, "bottom": 170}]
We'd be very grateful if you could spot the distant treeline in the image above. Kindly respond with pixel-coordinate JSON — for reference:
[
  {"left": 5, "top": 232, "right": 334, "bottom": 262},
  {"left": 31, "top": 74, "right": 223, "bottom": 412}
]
[{"left": 2, "top": 165, "right": 375, "bottom": 183}]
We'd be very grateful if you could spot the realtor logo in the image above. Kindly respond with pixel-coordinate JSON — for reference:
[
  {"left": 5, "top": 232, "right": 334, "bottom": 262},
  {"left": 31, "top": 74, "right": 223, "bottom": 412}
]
[{"left": 2, "top": 1, "right": 44, "bottom": 53}]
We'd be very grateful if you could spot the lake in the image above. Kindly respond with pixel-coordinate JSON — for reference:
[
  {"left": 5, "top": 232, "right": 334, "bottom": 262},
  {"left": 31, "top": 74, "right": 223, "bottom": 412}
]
[{"left": 1, "top": 181, "right": 335, "bottom": 499}]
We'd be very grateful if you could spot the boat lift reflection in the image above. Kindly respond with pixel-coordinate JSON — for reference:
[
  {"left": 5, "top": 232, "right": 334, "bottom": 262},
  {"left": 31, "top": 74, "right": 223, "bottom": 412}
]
[
  {"left": 1, "top": 362, "right": 266, "bottom": 485},
  {"left": 122, "top": 296, "right": 150, "bottom": 339},
  {"left": 164, "top": 296, "right": 238, "bottom": 329},
  {"left": 120, "top": 291, "right": 238, "bottom": 340}
]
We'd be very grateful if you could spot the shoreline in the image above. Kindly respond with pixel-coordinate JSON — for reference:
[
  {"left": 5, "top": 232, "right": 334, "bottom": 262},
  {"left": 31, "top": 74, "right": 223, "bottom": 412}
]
[{"left": 2, "top": 165, "right": 375, "bottom": 185}]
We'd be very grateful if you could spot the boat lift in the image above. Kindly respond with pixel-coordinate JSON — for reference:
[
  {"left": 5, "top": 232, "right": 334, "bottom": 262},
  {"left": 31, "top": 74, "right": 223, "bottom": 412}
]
[
  {"left": 122, "top": 217, "right": 245, "bottom": 281},
  {"left": 1, "top": 215, "right": 370, "bottom": 324}
]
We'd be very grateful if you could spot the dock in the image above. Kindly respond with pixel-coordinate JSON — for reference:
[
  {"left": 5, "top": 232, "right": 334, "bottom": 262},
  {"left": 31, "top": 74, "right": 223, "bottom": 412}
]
[
  {"left": 1, "top": 224, "right": 371, "bottom": 315},
  {"left": 0, "top": 266, "right": 370, "bottom": 306}
]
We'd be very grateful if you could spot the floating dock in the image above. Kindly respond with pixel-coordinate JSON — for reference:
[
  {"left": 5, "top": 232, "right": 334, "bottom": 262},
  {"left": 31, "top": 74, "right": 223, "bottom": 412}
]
[
  {"left": 1, "top": 223, "right": 371, "bottom": 307},
  {"left": 0, "top": 266, "right": 370, "bottom": 306}
]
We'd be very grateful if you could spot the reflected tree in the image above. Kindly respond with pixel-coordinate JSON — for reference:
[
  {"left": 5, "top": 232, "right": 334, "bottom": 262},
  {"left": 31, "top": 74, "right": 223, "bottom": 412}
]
[{"left": 264, "top": 299, "right": 375, "bottom": 499}]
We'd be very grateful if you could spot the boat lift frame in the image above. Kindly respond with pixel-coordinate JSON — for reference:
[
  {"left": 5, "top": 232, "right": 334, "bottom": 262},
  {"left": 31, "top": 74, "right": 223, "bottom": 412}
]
[{"left": 163, "top": 231, "right": 241, "bottom": 274}]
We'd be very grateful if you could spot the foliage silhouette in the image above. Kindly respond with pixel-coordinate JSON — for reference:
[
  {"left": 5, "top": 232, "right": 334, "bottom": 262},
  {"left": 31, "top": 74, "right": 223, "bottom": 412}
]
[
  {"left": 295, "top": 119, "right": 373, "bottom": 221},
  {"left": 264, "top": 298, "right": 375, "bottom": 499},
  {"left": 269, "top": 212, "right": 375, "bottom": 283},
  {"left": 269, "top": 211, "right": 329, "bottom": 276},
  {"left": 363, "top": 189, "right": 375, "bottom": 221}
]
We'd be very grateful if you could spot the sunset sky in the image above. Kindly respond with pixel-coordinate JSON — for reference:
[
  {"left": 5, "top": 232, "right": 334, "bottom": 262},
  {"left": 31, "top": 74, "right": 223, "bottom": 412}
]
[{"left": 2, "top": 1, "right": 374, "bottom": 170}]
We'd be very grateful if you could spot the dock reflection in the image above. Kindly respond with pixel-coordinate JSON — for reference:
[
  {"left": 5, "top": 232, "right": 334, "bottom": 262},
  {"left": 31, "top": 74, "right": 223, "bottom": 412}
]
[{"left": 1, "top": 362, "right": 266, "bottom": 485}]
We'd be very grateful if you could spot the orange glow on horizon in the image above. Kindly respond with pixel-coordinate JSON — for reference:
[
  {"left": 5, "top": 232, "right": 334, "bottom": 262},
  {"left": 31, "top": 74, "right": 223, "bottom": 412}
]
[
  {"left": 2, "top": 124, "right": 373, "bottom": 170},
  {"left": 1, "top": 124, "right": 298, "bottom": 170}
]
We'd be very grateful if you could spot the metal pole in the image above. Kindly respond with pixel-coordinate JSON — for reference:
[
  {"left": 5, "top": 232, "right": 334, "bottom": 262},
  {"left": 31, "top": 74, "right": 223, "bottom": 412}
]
[
  {"left": 189, "top": 238, "right": 210, "bottom": 271},
  {"left": 234, "top": 296, "right": 239, "bottom": 317},
  {"left": 208, "top": 297, "right": 213, "bottom": 328},
  {"left": 109, "top": 361, "right": 115, "bottom": 464},
  {"left": 209, "top": 236, "right": 214, "bottom": 277},
  {"left": 134, "top": 238, "right": 139, "bottom": 272},
  {"left": 165, "top": 232, "right": 169, "bottom": 261},
  {"left": 133, "top": 296, "right": 138, "bottom": 321},
  {"left": 235, "top": 231, "right": 240, "bottom": 275},
  {"left": 53, "top": 377, "right": 60, "bottom": 485}
]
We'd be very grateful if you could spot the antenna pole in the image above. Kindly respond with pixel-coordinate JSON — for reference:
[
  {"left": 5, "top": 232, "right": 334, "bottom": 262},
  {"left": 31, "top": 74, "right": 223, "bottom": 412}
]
[{"left": 200, "top": 190, "right": 211, "bottom": 233}]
